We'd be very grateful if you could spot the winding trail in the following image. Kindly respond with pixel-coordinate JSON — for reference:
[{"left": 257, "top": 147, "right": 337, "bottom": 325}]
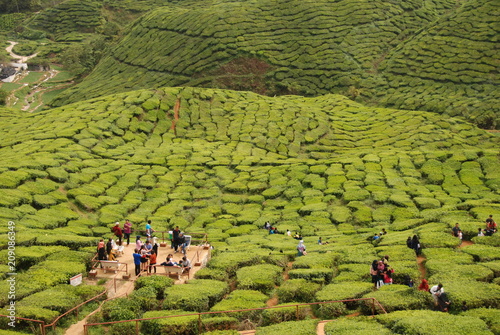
[
  {"left": 3, "top": 41, "right": 72, "bottom": 112},
  {"left": 6, "top": 40, "right": 38, "bottom": 63}
]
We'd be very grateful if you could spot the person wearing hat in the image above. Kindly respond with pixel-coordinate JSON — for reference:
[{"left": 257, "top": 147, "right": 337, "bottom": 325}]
[
  {"left": 297, "top": 240, "right": 306, "bottom": 256},
  {"left": 111, "top": 222, "right": 123, "bottom": 245}
]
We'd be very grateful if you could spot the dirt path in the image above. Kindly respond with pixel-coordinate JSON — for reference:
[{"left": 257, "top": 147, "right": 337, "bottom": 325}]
[
  {"left": 458, "top": 240, "right": 473, "bottom": 248},
  {"left": 416, "top": 256, "right": 426, "bottom": 279},
  {"left": 6, "top": 40, "right": 38, "bottom": 63},
  {"left": 64, "top": 238, "right": 211, "bottom": 335}
]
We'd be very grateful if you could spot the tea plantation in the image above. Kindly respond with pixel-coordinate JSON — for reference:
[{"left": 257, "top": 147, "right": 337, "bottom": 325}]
[
  {"left": 0, "top": 86, "right": 499, "bottom": 334},
  {"left": 47, "top": 0, "right": 499, "bottom": 128}
]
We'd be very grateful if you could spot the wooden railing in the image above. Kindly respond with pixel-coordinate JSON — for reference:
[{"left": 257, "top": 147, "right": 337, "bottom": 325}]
[{"left": 83, "top": 298, "right": 387, "bottom": 335}]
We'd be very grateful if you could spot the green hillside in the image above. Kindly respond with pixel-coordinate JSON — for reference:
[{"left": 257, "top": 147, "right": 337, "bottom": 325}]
[
  {"left": 0, "top": 86, "right": 499, "bottom": 331},
  {"left": 49, "top": 0, "right": 499, "bottom": 128}
]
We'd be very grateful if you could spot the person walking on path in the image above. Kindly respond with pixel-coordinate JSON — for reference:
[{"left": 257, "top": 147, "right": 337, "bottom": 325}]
[{"left": 411, "top": 235, "right": 421, "bottom": 256}]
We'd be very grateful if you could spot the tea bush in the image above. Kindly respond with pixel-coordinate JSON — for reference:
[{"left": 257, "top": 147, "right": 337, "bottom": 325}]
[
  {"left": 236, "top": 264, "right": 283, "bottom": 293},
  {"left": 141, "top": 310, "right": 198, "bottom": 335},
  {"left": 276, "top": 279, "right": 321, "bottom": 303},
  {"left": 210, "top": 290, "right": 268, "bottom": 321},
  {"left": 163, "top": 279, "right": 229, "bottom": 312},
  {"left": 376, "top": 310, "right": 491, "bottom": 335},
  {"left": 323, "top": 317, "right": 393, "bottom": 335},
  {"left": 255, "top": 319, "right": 318, "bottom": 335}
]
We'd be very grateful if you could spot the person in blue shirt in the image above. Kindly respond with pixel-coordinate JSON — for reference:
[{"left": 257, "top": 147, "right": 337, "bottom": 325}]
[
  {"left": 145, "top": 220, "right": 154, "bottom": 238},
  {"left": 132, "top": 249, "right": 142, "bottom": 276},
  {"left": 373, "top": 234, "right": 380, "bottom": 240}
]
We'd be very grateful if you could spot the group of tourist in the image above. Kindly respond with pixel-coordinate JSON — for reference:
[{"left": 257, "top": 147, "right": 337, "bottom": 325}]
[
  {"left": 373, "top": 228, "right": 387, "bottom": 241},
  {"left": 453, "top": 215, "right": 497, "bottom": 241},
  {"left": 370, "top": 255, "right": 394, "bottom": 289}
]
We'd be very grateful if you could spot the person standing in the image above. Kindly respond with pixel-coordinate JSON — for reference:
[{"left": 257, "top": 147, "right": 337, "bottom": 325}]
[
  {"left": 458, "top": 230, "right": 463, "bottom": 245},
  {"left": 123, "top": 219, "right": 132, "bottom": 245},
  {"left": 148, "top": 250, "right": 157, "bottom": 274},
  {"left": 112, "top": 222, "right": 123, "bottom": 245},
  {"left": 172, "top": 226, "right": 180, "bottom": 252},
  {"left": 106, "top": 238, "right": 113, "bottom": 257},
  {"left": 97, "top": 239, "right": 107, "bottom": 262},
  {"left": 411, "top": 235, "right": 421, "bottom": 256},
  {"left": 133, "top": 249, "right": 142, "bottom": 276},
  {"left": 145, "top": 220, "right": 154, "bottom": 238},
  {"left": 136, "top": 235, "right": 143, "bottom": 251}
]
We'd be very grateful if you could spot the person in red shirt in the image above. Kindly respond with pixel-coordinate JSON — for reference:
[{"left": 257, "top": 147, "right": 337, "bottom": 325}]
[
  {"left": 486, "top": 215, "right": 497, "bottom": 236},
  {"left": 112, "top": 222, "right": 123, "bottom": 245},
  {"left": 148, "top": 250, "right": 157, "bottom": 274}
]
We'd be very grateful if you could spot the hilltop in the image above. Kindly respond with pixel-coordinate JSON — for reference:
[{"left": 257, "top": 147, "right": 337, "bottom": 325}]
[{"left": 46, "top": 0, "right": 499, "bottom": 128}]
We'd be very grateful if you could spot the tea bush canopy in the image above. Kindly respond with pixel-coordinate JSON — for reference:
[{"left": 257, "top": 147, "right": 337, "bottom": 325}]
[
  {"left": 48, "top": 0, "right": 500, "bottom": 128},
  {"left": 0, "top": 85, "right": 498, "bottom": 331}
]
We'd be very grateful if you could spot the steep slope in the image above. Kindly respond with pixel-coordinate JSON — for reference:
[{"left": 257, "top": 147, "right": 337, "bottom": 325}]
[
  {"left": 378, "top": 0, "right": 499, "bottom": 128},
  {"left": 49, "top": 0, "right": 498, "bottom": 128}
]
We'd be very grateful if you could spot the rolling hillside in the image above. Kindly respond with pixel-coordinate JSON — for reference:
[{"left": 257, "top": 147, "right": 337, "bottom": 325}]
[
  {"left": 0, "top": 86, "right": 499, "bottom": 331},
  {"left": 48, "top": 0, "right": 499, "bottom": 128}
]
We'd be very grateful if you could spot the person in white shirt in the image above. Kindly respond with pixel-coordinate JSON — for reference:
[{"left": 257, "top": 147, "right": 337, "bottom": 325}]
[{"left": 430, "top": 283, "right": 444, "bottom": 307}]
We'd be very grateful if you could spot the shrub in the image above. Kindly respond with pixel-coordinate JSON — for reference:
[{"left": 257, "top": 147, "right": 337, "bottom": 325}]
[
  {"left": 194, "top": 267, "right": 228, "bottom": 281},
  {"left": 276, "top": 279, "right": 321, "bottom": 303},
  {"left": 315, "top": 282, "right": 373, "bottom": 307},
  {"left": 17, "top": 285, "right": 79, "bottom": 314},
  {"left": 163, "top": 279, "right": 229, "bottom": 312},
  {"left": 207, "top": 251, "right": 262, "bottom": 276},
  {"left": 472, "top": 234, "right": 500, "bottom": 248},
  {"left": 130, "top": 286, "right": 159, "bottom": 310},
  {"left": 236, "top": 264, "right": 283, "bottom": 293},
  {"left": 288, "top": 268, "right": 335, "bottom": 284},
  {"left": 333, "top": 263, "right": 369, "bottom": 283},
  {"left": 101, "top": 297, "right": 142, "bottom": 321},
  {"left": 210, "top": 290, "right": 268, "bottom": 321},
  {"left": 361, "top": 284, "right": 432, "bottom": 313},
  {"left": 141, "top": 310, "right": 198, "bottom": 335},
  {"left": 460, "top": 308, "right": 500, "bottom": 334},
  {"left": 323, "top": 317, "right": 393, "bottom": 335},
  {"left": 442, "top": 280, "right": 500, "bottom": 310},
  {"left": 200, "top": 316, "right": 240, "bottom": 333},
  {"left": 292, "top": 252, "right": 339, "bottom": 269},
  {"left": 261, "top": 303, "right": 310, "bottom": 326},
  {"left": 426, "top": 261, "right": 494, "bottom": 282},
  {"left": 461, "top": 244, "right": 500, "bottom": 261},
  {"left": 376, "top": 310, "right": 491, "bottom": 335},
  {"left": 135, "top": 275, "right": 174, "bottom": 299}
]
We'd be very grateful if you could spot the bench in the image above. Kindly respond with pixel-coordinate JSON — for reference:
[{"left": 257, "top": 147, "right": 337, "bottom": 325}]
[
  {"left": 158, "top": 266, "right": 189, "bottom": 280},
  {"left": 98, "top": 260, "right": 121, "bottom": 273}
]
